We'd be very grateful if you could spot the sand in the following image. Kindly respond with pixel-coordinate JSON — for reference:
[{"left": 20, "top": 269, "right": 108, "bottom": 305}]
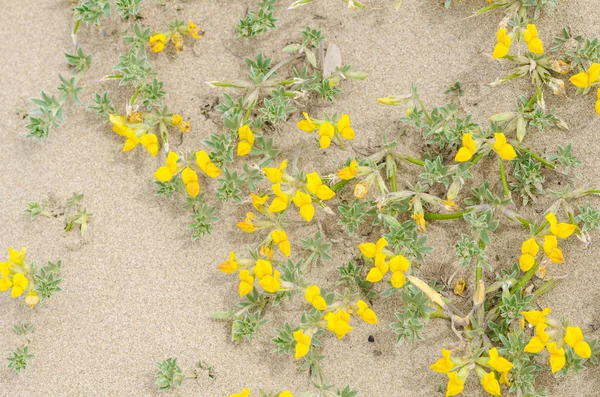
[{"left": 1, "top": 0, "right": 599, "bottom": 396}]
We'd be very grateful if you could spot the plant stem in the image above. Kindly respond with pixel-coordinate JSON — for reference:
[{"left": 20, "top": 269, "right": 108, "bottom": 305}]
[
  {"left": 519, "top": 146, "right": 556, "bottom": 169},
  {"left": 499, "top": 159, "right": 510, "bottom": 198},
  {"left": 331, "top": 179, "right": 349, "bottom": 193},
  {"left": 335, "top": 133, "right": 346, "bottom": 150},
  {"left": 475, "top": 241, "right": 486, "bottom": 285},
  {"left": 402, "top": 155, "right": 425, "bottom": 167},
  {"left": 471, "top": 153, "right": 484, "bottom": 165},
  {"left": 510, "top": 259, "right": 540, "bottom": 295},
  {"left": 424, "top": 211, "right": 466, "bottom": 220}
]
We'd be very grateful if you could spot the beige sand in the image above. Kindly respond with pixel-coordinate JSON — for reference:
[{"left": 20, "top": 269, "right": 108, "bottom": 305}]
[{"left": 1, "top": 0, "right": 599, "bottom": 396}]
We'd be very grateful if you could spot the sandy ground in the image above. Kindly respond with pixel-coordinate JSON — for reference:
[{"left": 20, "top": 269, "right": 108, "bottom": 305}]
[{"left": 1, "top": 0, "right": 599, "bottom": 396}]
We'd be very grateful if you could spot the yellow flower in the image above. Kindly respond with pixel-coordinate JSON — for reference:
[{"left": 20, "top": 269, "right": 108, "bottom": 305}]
[
  {"left": 259, "top": 270, "right": 281, "bottom": 293},
  {"left": 337, "top": 114, "right": 355, "bottom": 140},
  {"left": 229, "top": 388, "right": 250, "bottom": 397},
  {"left": 324, "top": 310, "right": 353, "bottom": 339},
  {"left": 109, "top": 114, "right": 134, "bottom": 137},
  {"left": 297, "top": 112, "right": 318, "bottom": 132},
  {"left": 218, "top": 252, "right": 238, "bottom": 274},
  {"left": 263, "top": 160, "right": 287, "bottom": 183},
  {"left": 564, "top": 326, "right": 592, "bottom": 358},
  {"left": 140, "top": 134, "right": 159, "bottom": 156},
  {"left": 237, "top": 212, "right": 257, "bottom": 232},
  {"left": 171, "top": 32, "right": 184, "bottom": 52},
  {"left": 195, "top": 150, "right": 222, "bottom": 178},
  {"left": 260, "top": 245, "right": 274, "bottom": 259},
  {"left": 499, "top": 371, "right": 511, "bottom": 386},
  {"left": 337, "top": 160, "right": 359, "bottom": 180},
  {"left": 279, "top": 391, "right": 294, "bottom": 397},
  {"left": 519, "top": 238, "right": 539, "bottom": 272},
  {"left": 271, "top": 229, "right": 291, "bottom": 257},
  {"left": 188, "top": 21, "right": 202, "bottom": 39},
  {"left": 389, "top": 255, "right": 410, "bottom": 288},
  {"left": 172, "top": 114, "right": 191, "bottom": 133},
  {"left": 595, "top": 88, "right": 600, "bottom": 115},
  {"left": 304, "top": 285, "right": 327, "bottom": 311},
  {"left": 412, "top": 212, "right": 426, "bottom": 232},
  {"left": 524, "top": 323, "right": 550, "bottom": 353},
  {"left": 356, "top": 300, "right": 378, "bottom": 324},
  {"left": 8, "top": 247, "right": 26, "bottom": 265},
  {"left": 181, "top": 167, "right": 200, "bottom": 198},
  {"left": 149, "top": 33, "right": 167, "bottom": 52},
  {"left": 293, "top": 191, "right": 315, "bottom": 222},
  {"left": 487, "top": 348, "right": 514, "bottom": 373},
  {"left": 545, "top": 213, "right": 576, "bottom": 239},
  {"left": 359, "top": 237, "right": 387, "bottom": 258},
  {"left": 238, "top": 270, "right": 254, "bottom": 297},
  {"left": 318, "top": 122, "right": 335, "bottom": 149},
  {"left": 543, "top": 235, "right": 564, "bottom": 263},
  {"left": 251, "top": 193, "right": 269, "bottom": 213},
  {"left": 481, "top": 372, "right": 501, "bottom": 396},
  {"left": 25, "top": 290, "right": 39, "bottom": 308},
  {"left": 445, "top": 372, "right": 465, "bottom": 397},
  {"left": 11, "top": 272, "right": 28, "bottom": 298},
  {"left": 122, "top": 130, "right": 140, "bottom": 152},
  {"left": 522, "top": 308, "right": 551, "bottom": 326},
  {"left": 306, "top": 173, "right": 336, "bottom": 200},
  {"left": 154, "top": 151, "right": 179, "bottom": 182},
  {"left": 293, "top": 329, "right": 311, "bottom": 359},
  {"left": 0, "top": 261, "right": 12, "bottom": 291},
  {"left": 492, "top": 28, "right": 512, "bottom": 58},
  {"left": 570, "top": 63, "right": 600, "bottom": 88},
  {"left": 237, "top": 124, "right": 255, "bottom": 156},
  {"left": 253, "top": 259, "right": 272, "bottom": 279},
  {"left": 430, "top": 349, "right": 454, "bottom": 374},
  {"left": 354, "top": 181, "right": 369, "bottom": 199},
  {"left": 493, "top": 133, "right": 517, "bottom": 161},
  {"left": 455, "top": 133, "right": 477, "bottom": 162},
  {"left": 268, "top": 184, "right": 290, "bottom": 213},
  {"left": 547, "top": 342, "right": 566, "bottom": 373},
  {"left": 523, "top": 24, "right": 544, "bottom": 54}
]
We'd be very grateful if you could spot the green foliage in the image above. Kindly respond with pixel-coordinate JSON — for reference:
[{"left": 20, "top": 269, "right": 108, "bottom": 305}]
[
  {"left": 113, "top": 47, "right": 151, "bottom": 87},
  {"left": 73, "top": 0, "right": 111, "bottom": 26},
  {"left": 575, "top": 202, "right": 600, "bottom": 232},
  {"left": 389, "top": 285, "right": 436, "bottom": 345},
  {"left": 155, "top": 358, "right": 184, "bottom": 391},
  {"left": 235, "top": 0, "right": 278, "bottom": 39},
  {"left": 115, "top": 0, "right": 143, "bottom": 20},
  {"left": 271, "top": 321, "right": 295, "bottom": 355},
  {"left": 511, "top": 153, "right": 544, "bottom": 205},
  {"left": 34, "top": 260, "right": 63, "bottom": 302},
  {"left": 141, "top": 78, "right": 166, "bottom": 110},
  {"left": 65, "top": 47, "right": 92, "bottom": 73},
  {"left": 383, "top": 220, "right": 433, "bottom": 263},
  {"left": 6, "top": 345, "right": 34, "bottom": 374},
  {"left": 463, "top": 209, "right": 499, "bottom": 245},
  {"left": 184, "top": 195, "right": 220, "bottom": 241},
  {"left": 336, "top": 260, "right": 377, "bottom": 300},
  {"left": 300, "top": 231, "right": 332, "bottom": 267},
  {"left": 455, "top": 234, "right": 488, "bottom": 269},
  {"left": 87, "top": 91, "right": 115, "bottom": 121},
  {"left": 551, "top": 27, "right": 600, "bottom": 70},
  {"left": 338, "top": 199, "right": 375, "bottom": 236},
  {"left": 547, "top": 144, "right": 582, "bottom": 175}
]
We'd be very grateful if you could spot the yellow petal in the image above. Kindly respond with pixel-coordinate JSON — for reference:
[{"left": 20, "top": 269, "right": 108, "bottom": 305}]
[
  {"left": 570, "top": 72, "right": 590, "bottom": 88},
  {"left": 454, "top": 147, "right": 474, "bottom": 162},
  {"left": 154, "top": 166, "right": 174, "bottom": 182}
]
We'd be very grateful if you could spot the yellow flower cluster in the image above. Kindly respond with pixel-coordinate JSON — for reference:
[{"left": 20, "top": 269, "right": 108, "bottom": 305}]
[
  {"left": 492, "top": 24, "right": 544, "bottom": 59},
  {"left": 109, "top": 113, "right": 190, "bottom": 156},
  {"left": 430, "top": 347, "right": 513, "bottom": 396},
  {"left": 294, "top": 299, "right": 378, "bottom": 359},
  {"left": 0, "top": 247, "right": 39, "bottom": 308},
  {"left": 154, "top": 150, "right": 222, "bottom": 198},
  {"left": 297, "top": 113, "right": 355, "bottom": 149},
  {"left": 359, "top": 237, "right": 411, "bottom": 288},
  {"left": 518, "top": 213, "right": 576, "bottom": 271},
  {"left": 242, "top": 162, "right": 335, "bottom": 224},
  {"left": 455, "top": 133, "right": 516, "bottom": 163},
  {"left": 217, "top": 252, "right": 284, "bottom": 296},
  {"left": 149, "top": 20, "right": 202, "bottom": 53},
  {"left": 522, "top": 308, "right": 591, "bottom": 374},
  {"left": 237, "top": 124, "right": 255, "bottom": 156}
]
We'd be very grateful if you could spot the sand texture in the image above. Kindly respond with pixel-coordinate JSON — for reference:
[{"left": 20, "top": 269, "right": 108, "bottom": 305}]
[{"left": 1, "top": 0, "right": 599, "bottom": 396}]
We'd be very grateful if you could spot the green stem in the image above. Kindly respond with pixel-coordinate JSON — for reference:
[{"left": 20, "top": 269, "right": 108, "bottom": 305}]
[
  {"left": 583, "top": 189, "right": 600, "bottom": 195},
  {"left": 390, "top": 169, "right": 398, "bottom": 193},
  {"left": 424, "top": 211, "right": 467, "bottom": 220},
  {"left": 471, "top": 153, "right": 484, "bottom": 165},
  {"left": 515, "top": 216, "right": 532, "bottom": 228},
  {"left": 335, "top": 132, "right": 346, "bottom": 150},
  {"left": 499, "top": 159, "right": 510, "bottom": 198},
  {"left": 402, "top": 155, "right": 425, "bottom": 167},
  {"left": 519, "top": 147, "right": 556, "bottom": 169},
  {"left": 475, "top": 241, "right": 486, "bottom": 285},
  {"left": 72, "top": 20, "right": 81, "bottom": 36},
  {"left": 129, "top": 87, "right": 142, "bottom": 107},
  {"left": 510, "top": 259, "right": 540, "bottom": 295},
  {"left": 331, "top": 179, "right": 349, "bottom": 193},
  {"left": 416, "top": 95, "right": 432, "bottom": 124}
]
